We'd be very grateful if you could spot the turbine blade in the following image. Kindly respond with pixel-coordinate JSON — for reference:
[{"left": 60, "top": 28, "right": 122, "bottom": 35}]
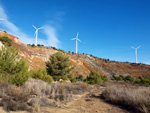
[
  {"left": 0, "top": 18, "right": 4, "bottom": 20},
  {"left": 131, "top": 46, "right": 135, "bottom": 49},
  {"left": 32, "top": 25, "right": 37, "bottom": 29},
  {"left": 77, "top": 38, "right": 81, "bottom": 42},
  {"left": 76, "top": 32, "right": 79, "bottom": 38},
  {"left": 71, "top": 38, "right": 76, "bottom": 40},
  {"left": 137, "top": 46, "right": 141, "bottom": 49},
  {"left": 38, "top": 27, "right": 44, "bottom": 30}
]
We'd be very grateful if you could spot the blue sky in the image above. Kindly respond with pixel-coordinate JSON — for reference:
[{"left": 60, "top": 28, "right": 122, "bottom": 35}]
[{"left": 0, "top": 0, "right": 150, "bottom": 64}]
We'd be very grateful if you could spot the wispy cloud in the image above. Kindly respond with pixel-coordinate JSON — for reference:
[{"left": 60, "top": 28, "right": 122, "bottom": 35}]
[
  {"left": 0, "top": 4, "right": 60, "bottom": 47},
  {"left": 43, "top": 25, "right": 59, "bottom": 47}
]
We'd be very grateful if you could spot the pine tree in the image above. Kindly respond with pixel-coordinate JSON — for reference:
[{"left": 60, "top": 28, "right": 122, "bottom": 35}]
[
  {"left": 0, "top": 46, "right": 29, "bottom": 85},
  {"left": 46, "top": 52, "right": 72, "bottom": 80}
]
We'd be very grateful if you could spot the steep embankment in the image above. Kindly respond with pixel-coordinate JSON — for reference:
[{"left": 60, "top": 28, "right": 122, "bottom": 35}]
[{"left": 0, "top": 30, "right": 150, "bottom": 77}]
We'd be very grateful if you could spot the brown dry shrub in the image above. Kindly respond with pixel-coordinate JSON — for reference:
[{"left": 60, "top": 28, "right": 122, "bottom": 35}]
[
  {"left": 0, "top": 78, "right": 95, "bottom": 112},
  {"left": 102, "top": 85, "right": 150, "bottom": 113},
  {"left": 24, "top": 79, "right": 93, "bottom": 103},
  {"left": 0, "top": 83, "right": 29, "bottom": 111}
]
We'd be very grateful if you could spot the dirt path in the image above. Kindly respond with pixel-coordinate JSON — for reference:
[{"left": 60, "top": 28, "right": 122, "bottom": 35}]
[
  {"left": 0, "top": 87, "right": 130, "bottom": 113},
  {"left": 40, "top": 87, "right": 129, "bottom": 113}
]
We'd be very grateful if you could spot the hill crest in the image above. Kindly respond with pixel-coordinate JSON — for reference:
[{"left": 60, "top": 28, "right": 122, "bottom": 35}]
[{"left": 0, "top": 31, "right": 150, "bottom": 77}]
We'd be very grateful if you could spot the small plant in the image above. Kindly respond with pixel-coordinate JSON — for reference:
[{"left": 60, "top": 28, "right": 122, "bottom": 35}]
[
  {"left": 51, "top": 46, "right": 57, "bottom": 50},
  {"left": 0, "top": 36, "right": 12, "bottom": 46},
  {"left": 30, "top": 69, "right": 53, "bottom": 84},
  {"left": 85, "top": 71, "right": 102, "bottom": 85},
  {"left": 3, "top": 30, "right": 7, "bottom": 33},
  {"left": 76, "top": 74, "right": 84, "bottom": 81},
  {"left": 31, "top": 44, "right": 35, "bottom": 47},
  {"left": 101, "top": 75, "right": 109, "bottom": 82},
  {"left": 124, "top": 75, "right": 134, "bottom": 82}
]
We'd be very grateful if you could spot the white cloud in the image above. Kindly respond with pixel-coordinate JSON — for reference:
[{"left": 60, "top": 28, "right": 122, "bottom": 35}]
[
  {"left": 0, "top": 5, "right": 60, "bottom": 47},
  {"left": 43, "top": 25, "right": 60, "bottom": 47}
]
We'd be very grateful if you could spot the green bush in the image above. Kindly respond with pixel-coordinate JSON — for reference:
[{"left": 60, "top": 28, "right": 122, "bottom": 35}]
[
  {"left": 85, "top": 71, "right": 102, "bottom": 85},
  {"left": 112, "top": 74, "right": 150, "bottom": 86},
  {"left": 0, "top": 47, "right": 29, "bottom": 86},
  {"left": 76, "top": 75, "right": 84, "bottom": 81},
  {"left": 70, "top": 77, "right": 77, "bottom": 83},
  {"left": 46, "top": 52, "right": 73, "bottom": 81},
  {"left": 111, "top": 75, "right": 125, "bottom": 81},
  {"left": 124, "top": 75, "right": 134, "bottom": 82},
  {"left": 10, "top": 72, "right": 30, "bottom": 86},
  {"left": 139, "top": 77, "right": 150, "bottom": 86},
  {"left": 62, "top": 76, "right": 69, "bottom": 80},
  {"left": 0, "top": 36, "right": 12, "bottom": 46},
  {"left": 31, "top": 44, "right": 35, "bottom": 47},
  {"left": 101, "top": 75, "right": 109, "bottom": 82},
  {"left": 3, "top": 30, "right": 7, "bottom": 33},
  {"left": 119, "top": 75, "right": 125, "bottom": 80},
  {"left": 30, "top": 69, "right": 53, "bottom": 84}
]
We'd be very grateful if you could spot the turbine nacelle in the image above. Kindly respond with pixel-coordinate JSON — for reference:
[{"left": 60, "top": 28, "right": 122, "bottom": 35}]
[{"left": 71, "top": 32, "right": 81, "bottom": 42}]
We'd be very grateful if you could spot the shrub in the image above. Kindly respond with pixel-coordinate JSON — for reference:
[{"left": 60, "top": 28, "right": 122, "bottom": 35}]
[
  {"left": 46, "top": 52, "right": 73, "bottom": 81},
  {"left": 3, "top": 30, "right": 7, "bottom": 33},
  {"left": 31, "top": 44, "right": 35, "bottom": 47},
  {"left": 139, "top": 77, "right": 150, "bottom": 86},
  {"left": 51, "top": 46, "right": 57, "bottom": 50},
  {"left": 76, "top": 74, "right": 84, "bottom": 81},
  {"left": 0, "top": 84, "right": 29, "bottom": 111},
  {"left": 101, "top": 75, "right": 109, "bottom": 82},
  {"left": 124, "top": 75, "right": 134, "bottom": 82},
  {"left": 30, "top": 69, "right": 53, "bottom": 84},
  {"left": 102, "top": 85, "right": 150, "bottom": 113},
  {"left": 0, "top": 47, "right": 29, "bottom": 86},
  {"left": 0, "top": 36, "right": 12, "bottom": 46},
  {"left": 37, "top": 44, "right": 44, "bottom": 47},
  {"left": 85, "top": 71, "right": 102, "bottom": 85},
  {"left": 119, "top": 75, "right": 125, "bottom": 80},
  {"left": 70, "top": 77, "right": 77, "bottom": 83},
  {"left": 62, "top": 75, "right": 69, "bottom": 80}
]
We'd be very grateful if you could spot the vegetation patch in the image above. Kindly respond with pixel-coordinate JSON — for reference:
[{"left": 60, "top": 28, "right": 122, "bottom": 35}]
[
  {"left": 46, "top": 52, "right": 73, "bottom": 81},
  {"left": 102, "top": 85, "right": 150, "bottom": 113},
  {"left": 0, "top": 36, "right": 12, "bottom": 46},
  {"left": 112, "top": 75, "right": 150, "bottom": 86},
  {"left": 85, "top": 71, "right": 108, "bottom": 85},
  {"left": 0, "top": 46, "right": 29, "bottom": 86}
]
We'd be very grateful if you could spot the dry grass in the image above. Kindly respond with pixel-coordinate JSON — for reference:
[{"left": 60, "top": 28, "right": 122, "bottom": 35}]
[
  {"left": 0, "top": 82, "right": 30, "bottom": 111},
  {"left": 24, "top": 78, "right": 93, "bottom": 102},
  {"left": 102, "top": 84, "right": 150, "bottom": 113},
  {"left": 0, "top": 78, "right": 95, "bottom": 112}
]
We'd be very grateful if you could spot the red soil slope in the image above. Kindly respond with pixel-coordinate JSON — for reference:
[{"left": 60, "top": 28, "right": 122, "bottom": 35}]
[{"left": 0, "top": 31, "right": 150, "bottom": 77}]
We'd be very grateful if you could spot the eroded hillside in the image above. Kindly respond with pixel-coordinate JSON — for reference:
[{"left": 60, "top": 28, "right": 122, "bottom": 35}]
[{"left": 0, "top": 30, "right": 150, "bottom": 77}]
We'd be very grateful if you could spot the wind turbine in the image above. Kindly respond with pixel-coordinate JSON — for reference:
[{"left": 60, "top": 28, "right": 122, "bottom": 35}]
[
  {"left": 71, "top": 32, "right": 81, "bottom": 54},
  {"left": 32, "top": 25, "right": 43, "bottom": 46},
  {"left": 131, "top": 46, "right": 141, "bottom": 63}
]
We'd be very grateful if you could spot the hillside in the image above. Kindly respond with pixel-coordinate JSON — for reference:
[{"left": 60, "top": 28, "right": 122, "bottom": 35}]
[{"left": 0, "top": 30, "right": 150, "bottom": 77}]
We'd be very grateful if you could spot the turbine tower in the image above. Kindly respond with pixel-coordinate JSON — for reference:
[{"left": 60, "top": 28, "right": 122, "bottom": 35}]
[
  {"left": 131, "top": 46, "right": 141, "bottom": 63},
  {"left": 32, "top": 25, "right": 43, "bottom": 46},
  {"left": 71, "top": 32, "right": 81, "bottom": 54}
]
